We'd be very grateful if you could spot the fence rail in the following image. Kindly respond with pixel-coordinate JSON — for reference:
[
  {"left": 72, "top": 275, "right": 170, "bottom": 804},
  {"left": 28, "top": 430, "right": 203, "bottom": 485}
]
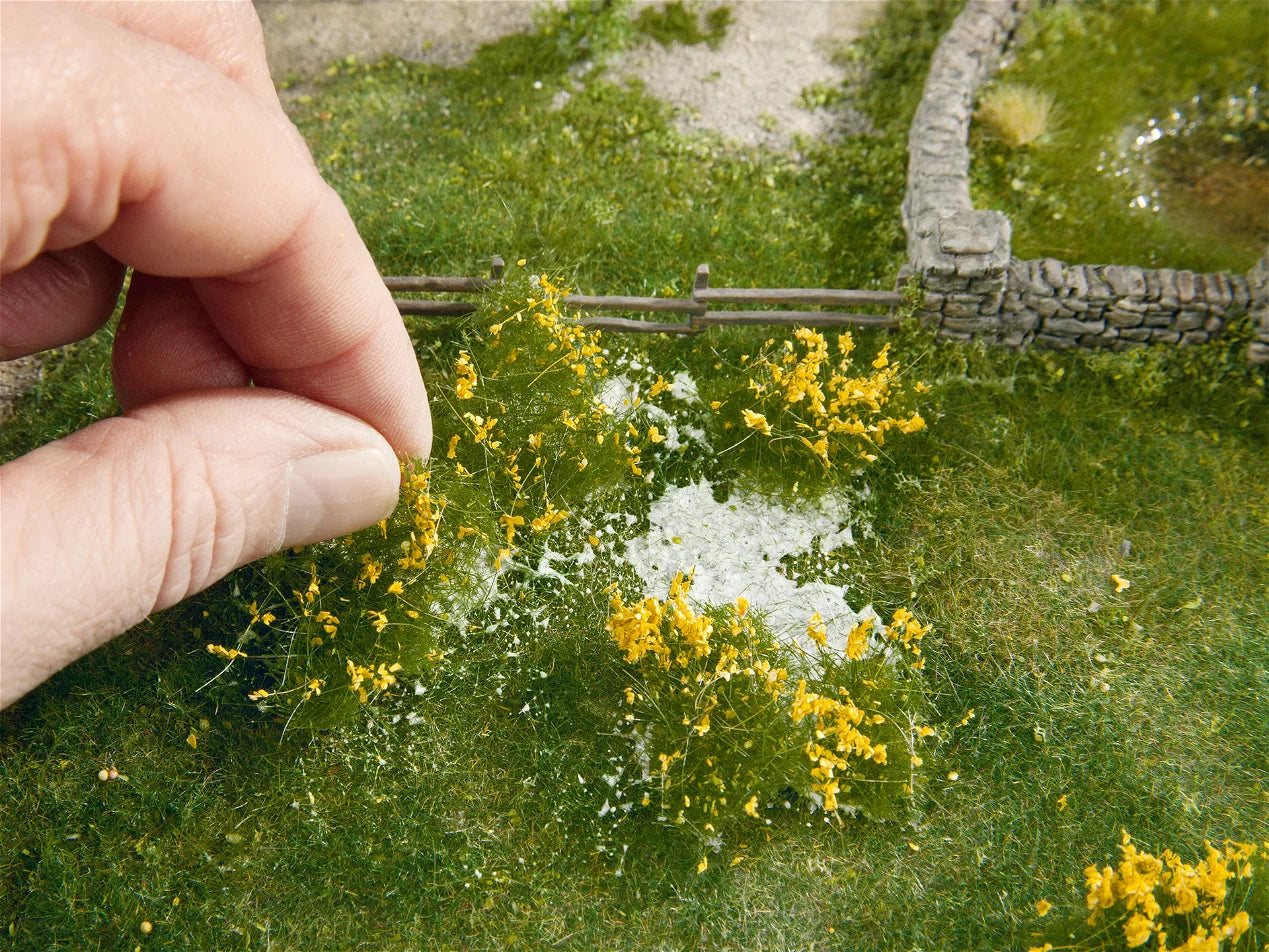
[{"left": 383, "top": 258, "right": 903, "bottom": 333}]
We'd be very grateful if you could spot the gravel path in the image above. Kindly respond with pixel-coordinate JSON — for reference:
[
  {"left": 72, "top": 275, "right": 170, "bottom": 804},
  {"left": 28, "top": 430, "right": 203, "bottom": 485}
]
[
  {"left": 614, "top": 1, "right": 885, "bottom": 149},
  {"left": 256, "top": 0, "right": 886, "bottom": 148}
]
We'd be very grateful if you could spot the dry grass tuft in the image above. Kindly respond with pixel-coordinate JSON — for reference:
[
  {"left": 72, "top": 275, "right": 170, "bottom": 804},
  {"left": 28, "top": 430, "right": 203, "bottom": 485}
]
[{"left": 977, "top": 83, "right": 1055, "bottom": 146}]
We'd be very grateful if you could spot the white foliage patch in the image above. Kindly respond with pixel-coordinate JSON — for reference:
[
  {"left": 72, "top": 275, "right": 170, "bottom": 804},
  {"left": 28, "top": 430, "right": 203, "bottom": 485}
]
[{"left": 620, "top": 480, "right": 881, "bottom": 666}]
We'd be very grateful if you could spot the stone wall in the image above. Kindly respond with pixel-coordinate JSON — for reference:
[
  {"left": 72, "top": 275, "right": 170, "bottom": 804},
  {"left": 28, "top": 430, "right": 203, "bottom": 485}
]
[
  {"left": 1248, "top": 255, "right": 1269, "bottom": 364},
  {"left": 903, "top": 0, "right": 1269, "bottom": 364}
]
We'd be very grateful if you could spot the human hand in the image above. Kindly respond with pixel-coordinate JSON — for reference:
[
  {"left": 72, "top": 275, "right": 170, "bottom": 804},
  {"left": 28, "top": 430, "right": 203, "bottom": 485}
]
[{"left": 0, "top": 1, "right": 431, "bottom": 707}]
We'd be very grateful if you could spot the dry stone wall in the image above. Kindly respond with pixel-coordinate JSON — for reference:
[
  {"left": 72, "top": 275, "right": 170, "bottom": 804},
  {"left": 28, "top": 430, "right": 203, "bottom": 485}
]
[{"left": 903, "top": 0, "right": 1269, "bottom": 364}]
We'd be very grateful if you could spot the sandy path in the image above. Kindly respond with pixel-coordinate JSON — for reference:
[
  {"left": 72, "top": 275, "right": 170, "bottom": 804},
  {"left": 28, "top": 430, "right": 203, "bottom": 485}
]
[
  {"left": 256, "top": 0, "right": 886, "bottom": 148},
  {"left": 614, "top": 1, "right": 885, "bottom": 149}
]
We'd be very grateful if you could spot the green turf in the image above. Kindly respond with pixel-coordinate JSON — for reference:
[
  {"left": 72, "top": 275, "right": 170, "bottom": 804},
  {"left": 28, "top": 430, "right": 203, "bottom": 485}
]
[
  {"left": 968, "top": 0, "right": 1268, "bottom": 272},
  {"left": 2, "top": 2, "right": 1266, "bottom": 950}
]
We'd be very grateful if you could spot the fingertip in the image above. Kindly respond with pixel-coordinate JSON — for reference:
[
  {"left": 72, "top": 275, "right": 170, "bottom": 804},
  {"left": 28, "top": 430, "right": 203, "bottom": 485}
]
[
  {"left": 0, "top": 245, "right": 125, "bottom": 358},
  {"left": 0, "top": 388, "right": 408, "bottom": 707},
  {"left": 282, "top": 445, "right": 401, "bottom": 549}
]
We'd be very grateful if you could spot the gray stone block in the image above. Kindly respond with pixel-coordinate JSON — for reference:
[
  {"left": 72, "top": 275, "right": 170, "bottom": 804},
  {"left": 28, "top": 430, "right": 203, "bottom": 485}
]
[
  {"left": 1064, "top": 266, "right": 1089, "bottom": 297},
  {"left": 1230, "top": 274, "right": 1251, "bottom": 310},
  {"left": 1207, "top": 272, "right": 1234, "bottom": 308},
  {"left": 1181, "top": 330, "right": 1210, "bottom": 345},
  {"left": 924, "top": 272, "right": 961, "bottom": 291},
  {"left": 1144, "top": 270, "right": 1162, "bottom": 301},
  {"left": 943, "top": 301, "right": 983, "bottom": 319},
  {"left": 937, "top": 328, "right": 974, "bottom": 342},
  {"left": 1176, "top": 270, "right": 1196, "bottom": 304},
  {"left": 1002, "top": 311, "right": 1040, "bottom": 333},
  {"left": 1044, "top": 316, "right": 1106, "bottom": 336},
  {"left": 1144, "top": 309, "right": 1176, "bottom": 327},
  {"left": 941, "top": 316, "right": 999, "bottom": 333},
  {"left": 1104, "top": 265, "right": 1147, "bottom": 299},
  {"left": 1248, "top": 341, "right": 1269, "bottom": 365},
  {"left": 1002, "top": 292, "right": 1023, "bottom": 313},
  {"left": 939, "top": 210, "right": 1003, "bottom": 255},
  {"left": 1151, "top": 329, "right": 1182, "bottom": 343},
  {"left": 1196, "top": 273, "right": 1217, "bottom": 305},
  {"left": 1204, "top": 315, "right": 1224, "bottom": 334},
  {"left": 1001, "top": 330, "right": 1033, "bottom": 348},
  {"left": 1175, "top": 310, "right": 1205, "bottom": 332},
  {"left": 1117, "top": 327, "right": 1154, "bottom": 342},
  {"left": 1028, "top": 295, "right": 1062, "bottom": 319},
  {"left": 1115, "top": 298, "right": 1148, "bottom": 313},
  {"left": 1107, "top": 307, "right": 1145, "bottom": 328},
  {"left": 1084, "top": 267, "right": 1114, "bottom": 302},
  {"left": 955, "top": 255, "right": 992, "bottom": 278},
  {"left": 1036, "top": 333, "right": 1077, "bottom": 349},
  {"left": 1041, "top": 258, "right": 1066, "bottom": 289},
  {"left": 1114, "top": 339, "right": 1148, "bottom": 350},
  {"left": 1086, "top": 334, "right": 1119, "bottom": 348},
  {"left": 1064, "top": 297, "right": 1090, "bottom": 313}
]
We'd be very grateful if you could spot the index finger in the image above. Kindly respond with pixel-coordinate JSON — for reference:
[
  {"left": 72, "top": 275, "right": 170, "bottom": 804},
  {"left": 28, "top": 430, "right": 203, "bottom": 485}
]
[{"left": 0, "top": 3, "right": 430, "bottom": 458}]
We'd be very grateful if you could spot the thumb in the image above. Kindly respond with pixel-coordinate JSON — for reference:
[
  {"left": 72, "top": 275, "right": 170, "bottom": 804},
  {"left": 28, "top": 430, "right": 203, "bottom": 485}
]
[{"left": 0, "top": 390, "right": 401, "bottom": 707}]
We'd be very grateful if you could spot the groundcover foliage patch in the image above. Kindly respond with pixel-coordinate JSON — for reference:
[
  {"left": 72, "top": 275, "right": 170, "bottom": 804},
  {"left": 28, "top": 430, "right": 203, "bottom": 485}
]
[{"left": 2, "top": 2, "right": 1267, "bottom": 950}]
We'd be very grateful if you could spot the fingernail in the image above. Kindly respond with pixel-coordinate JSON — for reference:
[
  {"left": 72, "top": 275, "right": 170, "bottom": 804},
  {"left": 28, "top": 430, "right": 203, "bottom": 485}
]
[{"left": 282, "top": 448, "right": 399, "bottom": 548}]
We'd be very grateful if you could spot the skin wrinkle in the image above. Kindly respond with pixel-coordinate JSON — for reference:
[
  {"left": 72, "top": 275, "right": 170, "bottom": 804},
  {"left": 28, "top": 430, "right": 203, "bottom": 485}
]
[
  {"left": 4, "top": 4, "right": 317, "bottom": 277},
  {"left": 248, "top": 300, "right": 381, "bottom": 378},
  {"left": 1, "top": 12, "right": 116, "bottom": 265},
  {"left": 8, "top": 416, "right": 173, "bottom": 656},
  {"left": 194, "top": 188, "right": 379, "bottom": 367},
  {"left": 103, "top": 419, "right": 169, "bottom": 632},
  {"left": 154, "top": 424, "right": 217, "bottom": 612}
]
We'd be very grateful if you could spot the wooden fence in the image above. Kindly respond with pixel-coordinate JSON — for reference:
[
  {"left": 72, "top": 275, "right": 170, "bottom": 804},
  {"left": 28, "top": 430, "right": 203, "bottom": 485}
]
[{"left": 385, "top": 256, "right": 903, "bottom": 334}]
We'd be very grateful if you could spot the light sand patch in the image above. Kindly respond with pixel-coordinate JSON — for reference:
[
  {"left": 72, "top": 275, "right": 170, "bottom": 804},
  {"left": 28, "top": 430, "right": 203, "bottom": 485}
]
[
  {"left": 620, "top": 479, "right": 883, "bottom": 664},
  {"left": 616, "top": 0, "right": 887, "bottom": 150}
]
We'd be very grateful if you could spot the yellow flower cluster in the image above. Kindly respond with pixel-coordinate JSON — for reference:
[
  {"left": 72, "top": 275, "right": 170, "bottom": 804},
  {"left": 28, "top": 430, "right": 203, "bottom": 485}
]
[
  {"left": 1042, "top": 831, "right": 1262, "bottom": 952},
  {"left": 733, "top": 329, "right": 925, "bottom": 469},
  {"left": 346, "top": 659, "right": 403, "bottom": 704},
  {"left": 455, "top": 350, "right": 477, "bottom": 399},
  {"left": 790, "top": 679, "right": 887, "bottom": 811},
  {"left": 490, "top": 274, "right": 607, "bottom": 381},
  {"left": 606, "top": 574, "right": 929, "bottom": 853},
  {"left": 886, "top": 607, "right": 929, "bottom": 669},
  {"left": 215, "top": 275, "right": 657, "bottom": 721},
  {"left": 608, "top": 572, "right": 714, "bottom": 668},
  {"left": 398, "top": 466, "right": 445, "bottom": 571}
]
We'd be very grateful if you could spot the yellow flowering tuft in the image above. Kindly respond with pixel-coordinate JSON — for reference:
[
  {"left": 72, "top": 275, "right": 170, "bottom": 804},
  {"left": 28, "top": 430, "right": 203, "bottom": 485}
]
[
  {"left": 454, "top": 351, "right": 477, "bottom": 399},
  {"left": 806, "top": 612, "right": 827, "bottom": 647},
  {"left": 1066, "top": 832, "right": 1263, "bottom": 951},
  {"left": 846, "top": 618, "right": 872, "bottom": 661},
  {"left": 742, "top": 409, "right": 772, "bottom": 435},
  {"left": 720, "top": 330, "right": 926, "bottom": 472}
]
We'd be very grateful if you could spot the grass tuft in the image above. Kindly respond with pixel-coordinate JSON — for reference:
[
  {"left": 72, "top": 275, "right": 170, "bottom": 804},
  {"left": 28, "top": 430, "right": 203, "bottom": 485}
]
[{"left": 977, "top": 83, "right": 1055, "bottom": 147}]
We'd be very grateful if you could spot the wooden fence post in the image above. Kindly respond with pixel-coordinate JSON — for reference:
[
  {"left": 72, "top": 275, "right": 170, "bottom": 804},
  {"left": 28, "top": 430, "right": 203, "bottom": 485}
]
[{"left": 691, "top": 263, "right": 710, "bottom": 333}]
